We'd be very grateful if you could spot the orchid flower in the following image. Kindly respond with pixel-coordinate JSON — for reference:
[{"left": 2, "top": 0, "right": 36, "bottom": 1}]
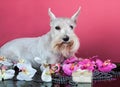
[
  {"left": 62, "top": 57, "right": 95, "bottom": 76},
  {"left": 0, "top": 56, "right": 15, "bottom": 81},
  {"left": 16, "top": 59, "right": 37, "bottom": 81},
  {"left": 41, "top": 67, "right": 52, "bottom": 82},
  {"left": 96, "top": 59, "right": 116, "bottom": 72},
  {"left": 78, "top": 59, "right": 95, "bottom": 71},
  {"left": 0, "top": 56, "right": 13, "bottom": 66},
  {"left": 50, "top": 63, "right": 60, "bottom": 73},
  {"left": 62, "top": 57, "right": 81, "bottom": 76},
  {"left": 62, "top": 63, "right": 79, "bottom": 76},
  {"left": 0, "top": 65, "right": 15, "bottom": 81}
]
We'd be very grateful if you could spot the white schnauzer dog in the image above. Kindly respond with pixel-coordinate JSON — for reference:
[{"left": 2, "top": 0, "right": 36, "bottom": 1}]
[{"left": 0, "top": 8, "right": 80, "bottom": 69}]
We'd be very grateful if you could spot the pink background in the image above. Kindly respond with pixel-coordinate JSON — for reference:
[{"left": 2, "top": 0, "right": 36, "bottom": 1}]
[{"left": 0, "top": 0, "right": 120, "bottom": 62}]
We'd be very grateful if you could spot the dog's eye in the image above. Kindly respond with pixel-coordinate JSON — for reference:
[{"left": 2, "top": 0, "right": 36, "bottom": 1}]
[
  {"left": 70, "top": 25, "right": 73, "bottom": 29},
  {"left": 55, "top": 26, "right": 61, "bottom": 30}
]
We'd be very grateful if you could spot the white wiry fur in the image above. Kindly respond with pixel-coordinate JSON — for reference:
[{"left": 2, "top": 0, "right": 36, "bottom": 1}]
[{"left": 0, "top": 7, "right": 81, "bottom": 68}]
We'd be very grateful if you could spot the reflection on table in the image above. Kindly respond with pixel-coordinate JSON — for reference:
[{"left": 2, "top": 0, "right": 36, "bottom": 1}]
[{"left": 0, "top": 77, "right": 120, "bottom": 87}]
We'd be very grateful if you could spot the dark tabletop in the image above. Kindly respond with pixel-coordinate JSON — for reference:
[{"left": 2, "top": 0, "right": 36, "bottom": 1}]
[{"left": 0, "top": 78, "right": 120, "bottom": 87}]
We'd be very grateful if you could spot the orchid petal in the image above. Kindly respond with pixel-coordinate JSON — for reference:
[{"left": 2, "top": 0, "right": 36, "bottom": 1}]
[
  {"left": 62, "top": 63, "right": 79, "bottom": 76},
  {"left": 96, "top": 59, "right": 103, "bottom": 67},
  {"left": 62, "top": 64, "right": 73, "bottom": 76},
  {"left": 17, "top": 67, "right": 36, "bottom": 81},
  {"left": 4, "top": 69, "right": 15, "bottom": 80},
  {"left": 17, "top": 72, "right": 32, "bottom": 81}
]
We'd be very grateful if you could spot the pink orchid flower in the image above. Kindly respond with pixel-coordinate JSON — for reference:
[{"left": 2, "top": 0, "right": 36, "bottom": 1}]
[
  {"left": 62, "top": 63, "right": 79, "bottom": 76},
  {"left": 96, "top": 59, "right": 116, "bottom": 72},
  {"left": 50, "top": 63, "right": 60, "bottom": 73},
  {"left": 78, "top": 59, "right": 95, "bottom": 71}
]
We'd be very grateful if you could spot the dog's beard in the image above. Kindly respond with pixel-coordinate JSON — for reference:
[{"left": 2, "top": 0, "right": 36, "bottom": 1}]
[
  {"left": 51, "top": 37, "right": 80, "bottom": 58},
  {"left": 54, "top": 40, "right": 74, "bottom": 57}
]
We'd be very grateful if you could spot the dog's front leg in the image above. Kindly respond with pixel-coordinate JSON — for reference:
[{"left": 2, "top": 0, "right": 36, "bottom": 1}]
[
  {"left": 34, "top": 57, "right": 48, "bottom": 71},
  {"left": 40, "top": 64, "right": 50, "bottom": 71},
  {"left": 34, "top": 57, "right": 52, "bottom": 82}
]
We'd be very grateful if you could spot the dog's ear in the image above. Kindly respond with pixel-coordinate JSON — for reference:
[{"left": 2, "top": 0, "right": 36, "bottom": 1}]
[
  {"left": 48, "top": 8, "right": 56, "bottom": 21},
  {"left": 71, "top": 7, "right": 81, "bottom": 23}
]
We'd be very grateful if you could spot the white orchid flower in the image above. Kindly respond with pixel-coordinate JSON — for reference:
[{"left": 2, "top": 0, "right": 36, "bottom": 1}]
[
  {"left": 16, "top": 59, "right": 37, "bottom": 81},
  {"left": 0, "top": 66, "right": 15, "bottom": 81},
  {"left": 41, "top": 66, "right": 52, "bottom": 82},
  {"left": 0, "top": 56, "right": 13, "bottom": 66}
]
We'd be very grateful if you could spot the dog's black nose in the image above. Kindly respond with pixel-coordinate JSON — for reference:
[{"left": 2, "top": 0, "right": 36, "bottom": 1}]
[{"left": 63, "top": 35, "right": 69, "bottom": 42}]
